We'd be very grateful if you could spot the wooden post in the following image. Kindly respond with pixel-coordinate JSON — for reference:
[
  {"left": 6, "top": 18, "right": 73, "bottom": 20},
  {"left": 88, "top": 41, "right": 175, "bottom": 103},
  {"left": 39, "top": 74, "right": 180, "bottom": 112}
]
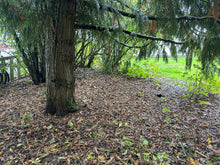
[
  {"left": 10, "top": 58, "right": 14, "bottom": 81},
  {"left": 16, "top": 58, "right": 21, "bottom": 78},
  {"left": 0, "top": 57, "right": 6, "bottom": 70},
  {"left": 0, "top": 56, "right": 26, "bottom": 82}
]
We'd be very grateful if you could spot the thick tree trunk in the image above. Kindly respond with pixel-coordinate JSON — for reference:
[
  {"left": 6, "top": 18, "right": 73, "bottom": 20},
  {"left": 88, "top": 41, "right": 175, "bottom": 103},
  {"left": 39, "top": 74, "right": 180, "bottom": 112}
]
[{"left": 45, "top": 0, "right": 76, "bottom": 116}]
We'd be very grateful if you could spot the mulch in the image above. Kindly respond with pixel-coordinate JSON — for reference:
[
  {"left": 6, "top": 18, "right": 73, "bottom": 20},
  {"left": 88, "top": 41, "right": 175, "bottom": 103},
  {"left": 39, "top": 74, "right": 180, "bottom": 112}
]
[{"left": 0, "top": 68, "right": 219, "bottom": 164}]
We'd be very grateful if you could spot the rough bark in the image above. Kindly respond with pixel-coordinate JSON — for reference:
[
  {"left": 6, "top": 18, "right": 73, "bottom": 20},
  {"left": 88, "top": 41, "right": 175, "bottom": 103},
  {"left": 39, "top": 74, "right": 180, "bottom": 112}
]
[{"left": 45, "top": 0, "right": 76, "bottom": 116}]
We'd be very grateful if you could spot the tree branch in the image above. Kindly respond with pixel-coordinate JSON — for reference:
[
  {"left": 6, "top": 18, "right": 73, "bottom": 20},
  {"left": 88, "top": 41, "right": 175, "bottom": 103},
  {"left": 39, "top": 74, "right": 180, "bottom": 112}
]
[
  {"left": 75, "top": 24, "right": 186, "bottom": 44},
  {"left": 176, "top": 16, "right": 220, "bottom": 23},
  {"left": 89, "top": 1, "right": 220, "bottom": 23},
  {"left": 83, "top": 0, "right": 155, "bottom": 20},
  {"left": 110, "top": 36, "right": 152, "bottom": 49}
]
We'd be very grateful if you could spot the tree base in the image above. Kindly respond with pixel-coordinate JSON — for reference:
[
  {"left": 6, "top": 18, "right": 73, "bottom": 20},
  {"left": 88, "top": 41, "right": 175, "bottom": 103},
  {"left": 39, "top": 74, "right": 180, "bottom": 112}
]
[{"left": 44, "top": 100, "right": 80, "bottom": 116}]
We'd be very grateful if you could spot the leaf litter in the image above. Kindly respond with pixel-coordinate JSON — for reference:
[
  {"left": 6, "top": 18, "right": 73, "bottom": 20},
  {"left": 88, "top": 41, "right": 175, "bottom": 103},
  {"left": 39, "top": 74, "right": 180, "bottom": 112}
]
[{"left": 0, "top": 68, "right": 219, "bottom": 164}]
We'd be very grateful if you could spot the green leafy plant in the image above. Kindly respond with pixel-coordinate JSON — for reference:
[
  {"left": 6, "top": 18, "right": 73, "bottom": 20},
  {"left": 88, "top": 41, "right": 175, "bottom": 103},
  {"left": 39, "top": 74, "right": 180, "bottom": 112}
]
[
  {"left": 67, "top": 100, "right": 81, "bottom": 113},
  {"left": 17, "top": 143, "right": 24, "bottom": 147},
  {"left": 68, "top": 120, "right": 74, "bottom": 127},
  {"left": 142, "top": 140, "right": 149, "bottom": 147},
  {"left": 92, "top": 129, "right": 104, "bottom": 138},
  {"left": 143, "top": 152, "right": 169, "bottom": 165},
  {"left": 63, "top": 141, "right": 72, "bottom": 151},
  {"left": 21, "top": 114, "right": 32, "bottom": 120},
  {"left": 181, "top": 64, "right": 210, "bottom": 99},
  {"left": 198, "top": 100, "right": 209, "bottom": 105},
  {"left": 118, "top": 122, "right": 128, "bottom": 128},
  {"left": 32, "top": 158, "right": 41, "bottom": 165},
  {"left": 164, "top": 117, "right": 171, "bottom": 124},
  {"left": 149, "top": 61, "right": 160, "bottom": 78},
  {"left": 162, "top": 107, "right": 171, "bottom": 113},
  {"left": 126, "top": 63, "right": 150, "bottom": 78},
  {"left": 180, "top": 50, "right": 220, "bottom": 100}
]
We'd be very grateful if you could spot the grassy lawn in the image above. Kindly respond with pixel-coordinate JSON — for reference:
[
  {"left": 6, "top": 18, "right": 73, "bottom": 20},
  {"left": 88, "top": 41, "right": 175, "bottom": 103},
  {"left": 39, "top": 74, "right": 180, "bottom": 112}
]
[
  {"left": 129, "top": 56, "right": 220, "bottom": 93},
  {"left": 141, "top": 57, "right": 192, "bottom": 81}
]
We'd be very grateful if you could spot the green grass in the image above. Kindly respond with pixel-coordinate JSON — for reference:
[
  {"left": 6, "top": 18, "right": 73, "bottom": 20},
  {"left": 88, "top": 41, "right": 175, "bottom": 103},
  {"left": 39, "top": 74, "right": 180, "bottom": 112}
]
[
  {"left": 133, "top": 57, "right": 191, "bottom": 81},
  {"left": 129, "top": 57, "right": 220, "bottom": 93}
]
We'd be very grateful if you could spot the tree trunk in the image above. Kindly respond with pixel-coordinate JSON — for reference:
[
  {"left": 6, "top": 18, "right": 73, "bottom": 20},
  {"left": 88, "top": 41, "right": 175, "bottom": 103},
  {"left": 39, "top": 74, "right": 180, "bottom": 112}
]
[
  {"left": 13, "top": 32, "right": 46, "bottom": 85},
  {"left": 45, "top": 0, "right": 76, "bottom": 116}
]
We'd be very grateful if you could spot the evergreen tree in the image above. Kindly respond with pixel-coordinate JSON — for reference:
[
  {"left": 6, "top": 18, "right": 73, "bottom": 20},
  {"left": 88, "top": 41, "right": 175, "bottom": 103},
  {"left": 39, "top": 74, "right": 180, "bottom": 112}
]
[{"left": 0, "top": 0, "right": 219, "bottom": 116}]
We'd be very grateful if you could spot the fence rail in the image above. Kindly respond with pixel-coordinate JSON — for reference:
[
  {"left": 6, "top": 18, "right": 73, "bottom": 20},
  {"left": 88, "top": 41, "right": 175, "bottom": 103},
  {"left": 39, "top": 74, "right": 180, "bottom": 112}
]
[{"left": 0, "top": 55, "right": 26, "bottom": 84}]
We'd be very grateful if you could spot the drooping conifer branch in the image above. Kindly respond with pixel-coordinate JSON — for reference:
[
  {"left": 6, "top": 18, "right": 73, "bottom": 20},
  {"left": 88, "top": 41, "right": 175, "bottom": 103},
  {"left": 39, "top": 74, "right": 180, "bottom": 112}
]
[
  {"left": 176, "top": 16, "right": 220, "bottom": 23},
  {"left": 82, "top": 0, "right": 155, "bottom": 20},
  {"left": 87, "top": 1, "right": 220, "bottom": 24},
  {"left": 111, "top": 37, "right": 152, "bottom": 49},
  {"left": 75, "top": 24, "right": 186, "bottom": 44}
]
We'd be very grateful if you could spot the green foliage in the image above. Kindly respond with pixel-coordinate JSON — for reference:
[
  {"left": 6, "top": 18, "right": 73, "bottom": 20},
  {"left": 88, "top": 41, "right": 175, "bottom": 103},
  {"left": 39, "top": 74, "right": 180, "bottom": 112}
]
[
  {"left": 117, "top": 136, "right": 170, "bottom": 164},
  {"left": 92, "top": 56, "right": 102, "bottom": 68},
  {"left": 198, "top": 100, "right": 209, "bottom": 105},
  {"left": 119, "top": 57, "right": 160, "bottom": 79},
  {"left": 181, "top": 62, "right": 219, "bottom": 98},
  {"left": 126, "top": 63, "right": 149, "bottom": 78},
  {"left": 21, "top": 114, "right": 32, "bottom": 121},
  {"left": 143, "top": 152, "right": 169, "bottom": 165},
  {"left": 102, "top": 55, "right": 117, "bottom": 73},
  {"left": 68, "top": 120, "right": 73, "bottom": 127},
  {"left": 121, "top": 56, "right": 219, "bottom": 93},
  {"left": 0, "top": 0, "right": 220, "bottom": 81},
  {"left": 32, "top": 158, "right": 41, "bottom": 165},
  {"left": 148, "top": 61, "right": 160, "bottom": 78},
  {"left": 91, "top": 129, "right": 104, "bottom": 138},
  {"left": 67, "top": 102, "right": 81, "bottom": 113},
  {"left": 142, "top": 140, "right": 149, "bottom": 147},
  {"left": 162, "top": 107, "right": 171, "bottom": 113},
  {"left": 17, "top": 143, "right": 24, "bottom": 147},
  {"left": 164, "top": 117, "right": 171, "bottom": 124},
  {"left": 120, "top": 60, "right": 131, "bottom": 74}
]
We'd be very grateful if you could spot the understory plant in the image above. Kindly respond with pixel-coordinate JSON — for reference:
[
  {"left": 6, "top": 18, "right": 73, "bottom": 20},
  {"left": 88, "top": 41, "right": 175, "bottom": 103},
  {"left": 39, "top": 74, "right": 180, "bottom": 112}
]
[
  {"left": 120, "top": 58, "right": 159, "bottom": 79},
  {"left": 179, "top": 62, "right": 219, "bottom": 100},
  {"left": 119, "top": 136, "right": 170, "bottom": 164}
]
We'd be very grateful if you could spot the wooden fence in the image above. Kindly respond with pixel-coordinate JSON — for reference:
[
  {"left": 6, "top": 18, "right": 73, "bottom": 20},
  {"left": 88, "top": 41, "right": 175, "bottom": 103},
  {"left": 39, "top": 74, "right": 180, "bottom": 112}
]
[{"left": 0, "top": 56, "right": 26, "bottom": 84}]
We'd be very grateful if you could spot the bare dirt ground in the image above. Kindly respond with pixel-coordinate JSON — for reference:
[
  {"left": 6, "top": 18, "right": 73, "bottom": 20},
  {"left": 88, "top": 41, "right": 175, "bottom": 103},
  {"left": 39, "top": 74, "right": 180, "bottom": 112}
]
[{"left": 0, "top": 68, "right": 219, "bottom": 164}]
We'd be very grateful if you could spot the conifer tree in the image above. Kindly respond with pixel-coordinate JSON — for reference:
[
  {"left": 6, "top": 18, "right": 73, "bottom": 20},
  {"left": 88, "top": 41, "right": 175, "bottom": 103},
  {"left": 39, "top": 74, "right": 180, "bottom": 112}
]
[{"left": 0, "top": 0, "right": 219, "bottom": 116}]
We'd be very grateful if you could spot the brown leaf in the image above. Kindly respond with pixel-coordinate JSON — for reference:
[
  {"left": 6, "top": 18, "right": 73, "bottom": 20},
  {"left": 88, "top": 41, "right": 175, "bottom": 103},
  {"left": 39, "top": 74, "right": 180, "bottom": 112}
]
[
  {"left": 116, "top": 17, "right": 123, "bottom": 33},
  {"left": 165, "top": 0, "right": 168, "bottom": 6},
  {"left": 208, "top": 6, "right": 213, "bottom": 18},
  {"left": 152, "top": 21, "right": 157, "bottom": 32},
  {"left": 213, "top": 0, "right": 219, "bottom": 23}
]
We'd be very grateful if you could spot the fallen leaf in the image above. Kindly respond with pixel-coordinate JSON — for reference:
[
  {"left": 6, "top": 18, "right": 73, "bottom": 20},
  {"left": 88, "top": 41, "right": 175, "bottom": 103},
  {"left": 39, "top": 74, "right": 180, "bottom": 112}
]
[
  {"left": 188, "top": 157, "right": 197, "bottom": 165},
  {"left": 68, "top": 120, "right": 73, "bottom": 127},
  {"left": 98, "top": 155, "right": 105, "bottom": 162},
  {"left": 202, "top": 125, "right": 209, "bottom": 128},
  {"left": 207, "top": 138, "right": 210, "bottom": 143},
  {"left": 47, "top": 124, "right": 53, "bottom": 130},
  {"left": 106, "top": 156, "right": 114, "bottom": 164}
]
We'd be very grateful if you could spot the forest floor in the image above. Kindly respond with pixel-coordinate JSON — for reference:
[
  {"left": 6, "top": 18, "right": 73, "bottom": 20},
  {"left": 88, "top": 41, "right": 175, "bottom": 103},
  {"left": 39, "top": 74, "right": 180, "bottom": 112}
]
[{"left": 0, "top": 68, "right": 219, "bottom": 165}]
